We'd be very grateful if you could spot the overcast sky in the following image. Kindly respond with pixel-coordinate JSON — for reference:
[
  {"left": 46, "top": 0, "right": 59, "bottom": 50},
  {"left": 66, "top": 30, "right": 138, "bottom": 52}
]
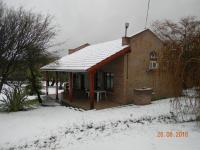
[{"left": 3, "top": 0, "right": 200, "bottom": 55}]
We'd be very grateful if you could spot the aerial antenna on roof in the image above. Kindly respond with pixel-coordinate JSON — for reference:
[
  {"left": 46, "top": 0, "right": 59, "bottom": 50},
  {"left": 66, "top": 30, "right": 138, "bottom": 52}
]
[
  {"left": 145, "top": 0, "right": 151, "bottom": 29},
  {"left": 125, "top": 22, "right": 130, "bottom": 37}
]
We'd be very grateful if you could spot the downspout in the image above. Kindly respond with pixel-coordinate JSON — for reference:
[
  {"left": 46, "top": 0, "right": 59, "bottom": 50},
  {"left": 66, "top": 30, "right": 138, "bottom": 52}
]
[{"left": 126, "top": 54, "right": 129, "bottom": 79}]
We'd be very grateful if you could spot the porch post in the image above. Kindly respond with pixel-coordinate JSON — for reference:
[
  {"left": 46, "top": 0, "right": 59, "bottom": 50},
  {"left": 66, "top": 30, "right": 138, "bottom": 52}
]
[
  {"left": 69, "top": 72, "right": 73, "bottom": 102},
  {"left": 89, "top": 71, "right": 95, "bottom": 109},
  {"left": 66, "top": 73, "right": 68, "bottom": 99},
  {"left": 55, "top": 72, "right": 58, "bottom": 100},
  {"left": 45, "top": 71, "right": 49, "bottom": 96}
]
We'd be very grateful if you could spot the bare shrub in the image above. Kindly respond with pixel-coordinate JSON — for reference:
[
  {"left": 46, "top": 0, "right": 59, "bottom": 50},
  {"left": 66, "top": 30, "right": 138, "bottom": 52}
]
[{"left": 152, "top": 16, "right": 200, "bottom": 122}]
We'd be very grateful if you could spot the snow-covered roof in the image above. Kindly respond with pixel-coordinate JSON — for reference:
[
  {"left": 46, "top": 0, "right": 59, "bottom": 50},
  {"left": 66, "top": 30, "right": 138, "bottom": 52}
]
[{"left": 41, "top": 39, "right": 128, "bottom": 72}]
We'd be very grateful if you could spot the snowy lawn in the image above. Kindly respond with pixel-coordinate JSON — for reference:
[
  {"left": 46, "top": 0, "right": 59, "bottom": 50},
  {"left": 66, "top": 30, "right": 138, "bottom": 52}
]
[
  {"left": 0, "top": 84, "right": 64, "bottom": 109},
  {"left": 0, "top": 99, "right": 200, "bottom": 150}
]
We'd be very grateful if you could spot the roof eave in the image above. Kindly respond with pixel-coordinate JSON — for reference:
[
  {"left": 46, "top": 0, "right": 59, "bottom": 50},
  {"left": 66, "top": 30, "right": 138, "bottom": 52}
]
[
  {"left": 40, "top": 68, "right": 87, "bottom": 73},
  {"left": 87, "top": 46, "right": 131, "bottom": 73}
]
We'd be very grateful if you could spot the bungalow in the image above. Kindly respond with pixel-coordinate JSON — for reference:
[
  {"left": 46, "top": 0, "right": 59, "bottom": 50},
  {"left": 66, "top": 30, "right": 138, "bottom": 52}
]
[{"left": 41, "top": 29, "right": 175, "bottom": 110}]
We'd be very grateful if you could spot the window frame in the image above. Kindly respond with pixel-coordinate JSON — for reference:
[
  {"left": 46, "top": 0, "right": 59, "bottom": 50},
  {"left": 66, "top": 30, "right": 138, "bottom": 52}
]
[
  {"left": 104, "top": 72, "right": 114, "bottom": 91},
  {"left": 149, "top": 51, "right": 158, "bottom": 70},
  {"left": 149, "top": 60, "right": 158, "bottom": 70}
]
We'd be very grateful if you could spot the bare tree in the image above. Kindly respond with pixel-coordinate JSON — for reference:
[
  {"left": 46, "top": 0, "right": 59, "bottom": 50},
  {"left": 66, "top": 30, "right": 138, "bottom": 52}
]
[
  {"left": 152, "top": 16, "right": 200, "bottom": 121},
  {"left": 0, "top": 2, "right": 56, "bottom": 97}
]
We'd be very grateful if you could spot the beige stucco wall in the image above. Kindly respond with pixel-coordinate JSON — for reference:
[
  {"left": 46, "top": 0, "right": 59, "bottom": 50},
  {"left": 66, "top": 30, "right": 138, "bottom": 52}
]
[
  {"left": 101, "top": 56, "right": 126, "bottom": 104},
  {"left": 98, "top": 30, "right": 176, "bottom": 104},
  {"left": 124, "top": 30, "right": 175, "bottom": 103}
]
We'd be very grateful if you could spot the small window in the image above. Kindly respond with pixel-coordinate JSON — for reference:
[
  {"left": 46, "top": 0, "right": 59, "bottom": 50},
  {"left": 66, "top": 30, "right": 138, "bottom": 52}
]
[
  {"left": 149, "top": 51, "right": 157, "bottom": 60},
  {"left": 104, "top": 72, "right": 114, "bottom": 90},
  {"left": 149, "top": 61, "right": 158, "bottom": 70},
  {"left": 149, "top": 51, "right": 158, "bottom": 70}
]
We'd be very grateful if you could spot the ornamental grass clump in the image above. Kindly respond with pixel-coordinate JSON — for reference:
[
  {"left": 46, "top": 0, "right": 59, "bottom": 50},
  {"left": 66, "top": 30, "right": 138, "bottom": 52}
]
[{"left": 0, "top": 85, "right": 28, "bottom": 112}]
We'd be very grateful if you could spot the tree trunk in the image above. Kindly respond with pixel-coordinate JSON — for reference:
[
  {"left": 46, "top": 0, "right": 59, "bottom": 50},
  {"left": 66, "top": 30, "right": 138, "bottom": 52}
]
[
  {"left": 0, "top": 81, "right": 4, "bottom": 93},
  {"left": 0, "top": 75, "right": 7, "bottom": 93},
  {"left": 29, "top": 68, "right": 42, "bottom": 103}
]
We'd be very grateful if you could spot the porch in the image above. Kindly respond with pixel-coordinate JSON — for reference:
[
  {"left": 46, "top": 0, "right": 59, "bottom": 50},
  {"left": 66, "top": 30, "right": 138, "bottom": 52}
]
[
  {"left": 44, "top": 70, "right": 118, "bottom": 110},
  {"left": 62, "top": 97, "right": 121, "bottom": 110}
]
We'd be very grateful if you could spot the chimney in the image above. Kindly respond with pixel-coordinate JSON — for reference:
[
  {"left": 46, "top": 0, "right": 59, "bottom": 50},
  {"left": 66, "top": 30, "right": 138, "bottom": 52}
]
[
  {"left": 122, "top": 37, "right": 130, "bottom": 46},
  {"left": 122, "top": 22, "right": 130, "bottom": 46},
  {"left": 68, "top": 43, "right": 90, "bottom": 54}
]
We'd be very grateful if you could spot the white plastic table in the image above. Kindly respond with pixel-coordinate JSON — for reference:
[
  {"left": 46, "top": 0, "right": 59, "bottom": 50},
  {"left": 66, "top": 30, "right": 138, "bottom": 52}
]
[
  {"left": 95, "top": 90, "right": 107, "bottom": 102},
  {"left": 86, "top": 90, "right": 107, "bottom": 102}
]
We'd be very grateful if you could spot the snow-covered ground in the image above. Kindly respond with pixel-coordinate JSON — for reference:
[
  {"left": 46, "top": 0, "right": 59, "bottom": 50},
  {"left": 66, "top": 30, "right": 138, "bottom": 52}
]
[
  {"left": 0, "top": 83, "right": 64, "bottom": 104},
  {"left": 0, "top": 98, "right": 200, "bottom": 150}
]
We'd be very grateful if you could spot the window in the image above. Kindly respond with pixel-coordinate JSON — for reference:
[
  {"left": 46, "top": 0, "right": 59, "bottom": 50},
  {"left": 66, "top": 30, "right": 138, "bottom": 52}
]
[
  {"left": 149, "top": 51, "right": 158, "bottom": 70},
  {"left": 104, "top": 73, "right": 114, "bottom": 90},
  {"left": 149, "top": 51, "right": 157, "bottom": 60},
  {"left": 149, "top": 61, "right": 158, "bottom": 70}
]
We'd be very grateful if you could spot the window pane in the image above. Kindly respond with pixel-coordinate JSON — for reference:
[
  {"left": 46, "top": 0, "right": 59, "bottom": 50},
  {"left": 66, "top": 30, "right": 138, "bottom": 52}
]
[
  {"left": 111, "top": 74, "right": 114, "bottom": 89},
  {"left": 107, "top": 75, "right": 110, "bottom": 89}
]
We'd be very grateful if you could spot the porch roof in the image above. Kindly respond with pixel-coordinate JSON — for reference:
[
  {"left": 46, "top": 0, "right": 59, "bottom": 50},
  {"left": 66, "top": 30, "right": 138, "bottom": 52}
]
[{"left": 41, "top": 39, "right": 129, "bottom": 72}]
